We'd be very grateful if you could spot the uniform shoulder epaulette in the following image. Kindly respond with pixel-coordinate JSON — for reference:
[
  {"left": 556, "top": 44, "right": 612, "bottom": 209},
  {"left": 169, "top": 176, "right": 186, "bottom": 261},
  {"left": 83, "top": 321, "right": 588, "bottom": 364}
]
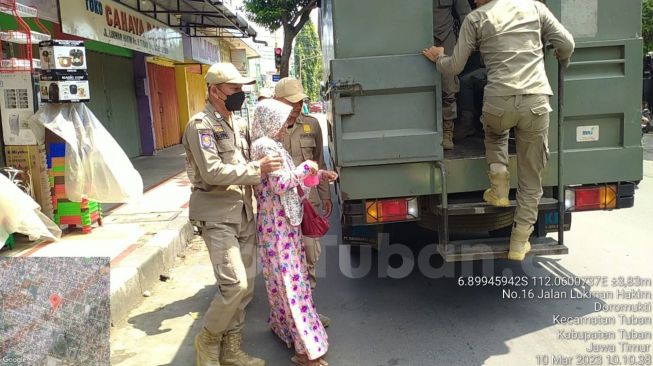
[
  {"left": 190, "top": 111, "right": 208, "bottom": 123},
  {"left": 304, "top": 115, "right": 319, "bottom": 126}
]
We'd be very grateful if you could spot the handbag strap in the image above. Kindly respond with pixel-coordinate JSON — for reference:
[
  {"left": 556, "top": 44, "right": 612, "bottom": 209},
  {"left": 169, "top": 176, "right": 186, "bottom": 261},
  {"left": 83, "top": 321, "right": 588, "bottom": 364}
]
[{"left": 296, "top": 184, "right": 306, "bottom": 200}]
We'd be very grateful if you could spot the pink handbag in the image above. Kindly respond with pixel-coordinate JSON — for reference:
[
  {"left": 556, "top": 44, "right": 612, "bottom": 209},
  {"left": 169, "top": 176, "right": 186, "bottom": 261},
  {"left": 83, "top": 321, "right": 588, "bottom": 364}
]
[{"left": 296, "top": 185, "right": 329, "bottom": 238}]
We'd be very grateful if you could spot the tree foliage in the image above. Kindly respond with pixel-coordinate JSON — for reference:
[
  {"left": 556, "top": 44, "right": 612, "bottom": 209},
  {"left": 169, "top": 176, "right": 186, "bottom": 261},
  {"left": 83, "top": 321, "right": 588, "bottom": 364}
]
[
  {"left": 244, "top": 0, "right": 318, "bottom": 77},
  {"left": 644, "top": 0, "right": 653, "bottom": 53},
  {"left": 293, "top": 21, "right": 322, "bottom": 101}
]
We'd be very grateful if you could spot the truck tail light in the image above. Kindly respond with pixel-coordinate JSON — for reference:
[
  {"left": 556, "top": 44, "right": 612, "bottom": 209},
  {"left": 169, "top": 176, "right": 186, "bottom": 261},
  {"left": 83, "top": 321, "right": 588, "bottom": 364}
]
[
  {"left": 565, "top": 185, "right": 617, "bottom": 211},
  {"left": 365, "top": 197, "right": 419, "bottom": 223}
]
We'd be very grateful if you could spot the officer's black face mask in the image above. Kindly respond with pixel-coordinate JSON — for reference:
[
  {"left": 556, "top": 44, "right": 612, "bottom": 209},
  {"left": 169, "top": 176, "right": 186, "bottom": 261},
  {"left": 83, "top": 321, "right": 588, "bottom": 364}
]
[{"left": 225, "top": 91, "right": 246, "bottom": 111}]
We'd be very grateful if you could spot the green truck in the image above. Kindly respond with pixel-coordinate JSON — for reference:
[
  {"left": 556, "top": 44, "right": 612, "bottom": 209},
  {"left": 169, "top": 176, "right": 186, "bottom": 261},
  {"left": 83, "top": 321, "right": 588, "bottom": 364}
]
[{"left": 320, "top": 0, "right": 643, "bottom": 261}]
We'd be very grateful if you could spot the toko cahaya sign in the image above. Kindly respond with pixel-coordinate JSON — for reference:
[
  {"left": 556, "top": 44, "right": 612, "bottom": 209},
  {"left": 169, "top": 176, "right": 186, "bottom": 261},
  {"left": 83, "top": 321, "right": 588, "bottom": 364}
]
[{"left": 59, "top": 0, "right": 184, "bottom": 62}]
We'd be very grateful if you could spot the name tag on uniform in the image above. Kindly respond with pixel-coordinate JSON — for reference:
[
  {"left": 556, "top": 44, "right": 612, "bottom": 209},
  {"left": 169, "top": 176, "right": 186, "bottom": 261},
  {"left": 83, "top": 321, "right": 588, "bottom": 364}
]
[{"left": 215, "top": 131, "right": 230, "bottom": 140}]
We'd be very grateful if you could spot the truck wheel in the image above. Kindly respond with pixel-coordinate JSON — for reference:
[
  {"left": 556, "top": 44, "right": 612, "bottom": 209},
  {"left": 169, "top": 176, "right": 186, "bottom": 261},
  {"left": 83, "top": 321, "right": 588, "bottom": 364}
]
[
  {"left": 488, "top": 225, "right": 512, "bottom": 238},
  {"left": 448, "top": 211, "right": 515, "bottom": 232}
]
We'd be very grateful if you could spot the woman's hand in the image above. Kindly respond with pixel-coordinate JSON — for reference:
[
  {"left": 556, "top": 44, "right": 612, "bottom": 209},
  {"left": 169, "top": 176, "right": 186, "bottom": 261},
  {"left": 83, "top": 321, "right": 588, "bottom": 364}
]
[{"left": 319, "top": 170, "right": 338, "bottom": 183}]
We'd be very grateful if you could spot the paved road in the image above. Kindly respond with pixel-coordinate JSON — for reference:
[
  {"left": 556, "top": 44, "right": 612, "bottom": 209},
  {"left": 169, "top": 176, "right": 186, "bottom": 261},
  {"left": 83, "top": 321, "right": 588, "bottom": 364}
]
[{"left": 643, "top": 133, "right": 653, "bottom": 161}]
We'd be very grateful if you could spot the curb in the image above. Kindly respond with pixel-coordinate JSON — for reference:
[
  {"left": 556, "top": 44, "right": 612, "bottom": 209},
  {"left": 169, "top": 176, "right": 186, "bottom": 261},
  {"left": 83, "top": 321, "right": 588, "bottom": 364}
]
[{"left": 109, "top": 217, "right": 194, "bottom": 326}]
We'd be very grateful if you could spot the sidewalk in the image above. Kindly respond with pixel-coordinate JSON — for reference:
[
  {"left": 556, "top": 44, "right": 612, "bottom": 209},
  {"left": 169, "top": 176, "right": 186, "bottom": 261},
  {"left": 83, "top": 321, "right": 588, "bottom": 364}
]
[{"left": 1, "top": 145, "right": 194, "bottom": 325}]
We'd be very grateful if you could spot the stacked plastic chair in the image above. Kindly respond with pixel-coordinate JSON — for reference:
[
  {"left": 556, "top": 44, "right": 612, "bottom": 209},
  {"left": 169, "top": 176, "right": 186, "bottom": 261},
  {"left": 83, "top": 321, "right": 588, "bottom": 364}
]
[{"left": 48, "top": 142, "right": 102, "bottom": 234}]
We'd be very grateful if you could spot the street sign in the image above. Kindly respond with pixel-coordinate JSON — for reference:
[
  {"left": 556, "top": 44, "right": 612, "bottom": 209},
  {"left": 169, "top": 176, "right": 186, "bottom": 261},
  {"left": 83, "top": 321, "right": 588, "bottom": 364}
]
[{"left": 272, "top": 74, "right": 281, "bottom": 82}]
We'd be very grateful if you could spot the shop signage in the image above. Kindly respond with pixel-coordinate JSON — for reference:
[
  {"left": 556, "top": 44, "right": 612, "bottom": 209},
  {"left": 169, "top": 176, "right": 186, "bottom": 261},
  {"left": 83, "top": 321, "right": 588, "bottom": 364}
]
[
  {"left": 183, "top": 36, "right": 221, "bottom": 65},
  {"left": 59, "top": 0, "right": 184, "bottom": 61},
  {"left": 231, "top": 49, "right": 247, "bottom": 72}
]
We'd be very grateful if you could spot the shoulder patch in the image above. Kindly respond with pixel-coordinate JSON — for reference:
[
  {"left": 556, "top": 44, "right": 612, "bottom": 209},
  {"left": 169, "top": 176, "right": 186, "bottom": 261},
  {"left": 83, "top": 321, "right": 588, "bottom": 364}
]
[{"left": 198, "top": 129, "right": 214, "bottom": 149}]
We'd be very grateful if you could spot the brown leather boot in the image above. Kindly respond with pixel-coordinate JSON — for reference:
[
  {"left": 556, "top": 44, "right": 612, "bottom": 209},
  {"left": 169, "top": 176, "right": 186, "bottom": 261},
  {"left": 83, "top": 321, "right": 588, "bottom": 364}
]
[
  {"left": 194, "top": 327, "right": 222, "bottom": 366},
  {"left": 483, "top": 171, "right": 510, "bottom": 207},
  {"left": 508, "top": 225, "right": 533, "bottom": 261},
  {"left": 220, "top": 332, "right": 265, "bottom": 366}
]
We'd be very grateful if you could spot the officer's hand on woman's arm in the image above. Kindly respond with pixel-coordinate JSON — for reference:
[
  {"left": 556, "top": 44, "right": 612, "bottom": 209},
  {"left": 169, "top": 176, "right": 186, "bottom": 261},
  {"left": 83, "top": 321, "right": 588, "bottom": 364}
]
[{"left": 259, "top": 155, "right": 284, "bottom": 176}]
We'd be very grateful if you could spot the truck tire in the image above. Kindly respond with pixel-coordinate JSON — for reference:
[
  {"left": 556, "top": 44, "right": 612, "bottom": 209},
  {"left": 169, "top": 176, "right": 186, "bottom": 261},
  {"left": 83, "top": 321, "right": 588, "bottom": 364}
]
[{"left": 447, "top": 210, "right": 515, "bottom": 232}]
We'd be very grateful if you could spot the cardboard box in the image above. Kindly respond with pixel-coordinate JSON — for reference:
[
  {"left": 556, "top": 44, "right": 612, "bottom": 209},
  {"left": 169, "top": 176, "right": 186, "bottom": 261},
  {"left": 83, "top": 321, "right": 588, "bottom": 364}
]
[
  {"left": 40, "top": 70, "right": 90, "bottom": 103},
  {"left": 39, "top": 40, "right": 86, "bottom": 71},
  {"left": 0, "top": 72, "right": 37, "bottom": 145},
  {"left": 4, "top": 144, "right": 54, "bottom": 218}
]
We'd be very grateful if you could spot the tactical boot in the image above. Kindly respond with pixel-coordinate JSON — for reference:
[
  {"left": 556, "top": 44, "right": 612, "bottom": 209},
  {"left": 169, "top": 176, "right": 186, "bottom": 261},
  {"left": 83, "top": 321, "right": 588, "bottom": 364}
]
[
  {"left": 221, "top": 332, "right": 265, "bottom": 366},
  {"left": 508, "top": 226, "right": 533, "bottom": 261},
  {"left": 195, "top": 327, "right": 222, "bottom": 366},
  {"left": 483, "top": 171, "right": 510, "bottom": 207},
  {"left": 319, "top": 313, "right": 331, "bottom": 328},
  {"left": 443, "top": 120, "right": 454, "bottom": 150},
  {"left": 454, "top": 111, "right": 476, "bottom": 140}
]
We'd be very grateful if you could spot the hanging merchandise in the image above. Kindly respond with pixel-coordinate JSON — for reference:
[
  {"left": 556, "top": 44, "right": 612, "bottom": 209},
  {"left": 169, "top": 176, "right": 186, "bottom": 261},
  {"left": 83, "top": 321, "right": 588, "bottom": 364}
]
[
  {"left": 28, "top": 103, "right": 144, "bottom": 203},
  {"left": 39, "top": 40, "right": 87, "bottom": 70},
  {"left": 38, "top": 40, "right": 90, "bottom": 103},
  {"left": 39, "top": 70, "right": 90, "bottom": 103},
  {"left": 0, "top": 174, "right": 61, "bottom": 247}
]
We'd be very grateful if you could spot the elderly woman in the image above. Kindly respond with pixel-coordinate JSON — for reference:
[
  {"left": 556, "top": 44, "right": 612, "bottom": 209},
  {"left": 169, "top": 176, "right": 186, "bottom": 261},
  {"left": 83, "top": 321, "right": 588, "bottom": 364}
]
[{"left": 250, "top": 99, "right": 337, "bottom": 366}]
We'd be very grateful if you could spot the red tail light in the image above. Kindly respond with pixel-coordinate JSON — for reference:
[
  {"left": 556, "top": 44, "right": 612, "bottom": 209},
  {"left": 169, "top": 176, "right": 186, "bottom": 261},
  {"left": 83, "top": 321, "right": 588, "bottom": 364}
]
[
  {"left": 365, "top": 197, "right": 418, "bottom": 223},
  {"left": 565, "top": 185, "right": 617, "bottom": 211}
]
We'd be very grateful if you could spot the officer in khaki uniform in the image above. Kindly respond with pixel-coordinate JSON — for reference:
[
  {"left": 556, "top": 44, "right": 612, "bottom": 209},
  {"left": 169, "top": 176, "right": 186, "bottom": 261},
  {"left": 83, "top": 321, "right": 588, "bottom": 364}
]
[
  {"left": 184, "top": 63, "right": 283, "bottom": 366},
  {"left": 274, "top": 77, "right": 332, "bottom": 327},
  {"left": 433, "top": 0, "right": 471, "bottom": 149},
  {"left": 423, "top": 0, "right": 574, "bottom": 261}
]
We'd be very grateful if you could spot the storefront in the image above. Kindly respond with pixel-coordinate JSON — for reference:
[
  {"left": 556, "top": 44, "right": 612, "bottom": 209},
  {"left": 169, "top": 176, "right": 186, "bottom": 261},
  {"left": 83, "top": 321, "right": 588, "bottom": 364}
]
[
  {"left": 58, "top": 0, "right": 185, "bottom": 154},
  {"left": 2, "top": 0, "right": 260, "bottom": 157},
  {"left": 86, "top": 49, "right": 142, "bottom": 157},
  {"left": 146, "top": 57, "right": 181, "bottom": 149}
]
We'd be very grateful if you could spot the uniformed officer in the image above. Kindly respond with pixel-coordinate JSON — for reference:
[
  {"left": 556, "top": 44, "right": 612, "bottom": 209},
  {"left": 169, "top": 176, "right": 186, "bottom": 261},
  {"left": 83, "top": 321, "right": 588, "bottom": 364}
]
[
  {"left": 423, "top": 0, "right": 574, "bottom": 261},
  {"left": 274, "top": 77, "right": 332, "bottom": 327},
  {"left": 433, "top": 0, "right": 472, "bottom": 149},
  {"left": 183, "top": 62, "right": 283, "bottom": 366}
]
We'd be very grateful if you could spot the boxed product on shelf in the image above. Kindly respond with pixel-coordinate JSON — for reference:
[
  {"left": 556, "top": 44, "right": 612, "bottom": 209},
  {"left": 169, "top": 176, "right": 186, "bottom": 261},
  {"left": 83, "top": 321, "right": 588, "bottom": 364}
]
[
  {"left": 0, "top": 72, "right": 37, "bottom": 145},
  {"left": 40, "top": 70, "right": 90, "bottom": 103},
  {"left": 39, "top": 40, "right": 86, "bottom": 71}
]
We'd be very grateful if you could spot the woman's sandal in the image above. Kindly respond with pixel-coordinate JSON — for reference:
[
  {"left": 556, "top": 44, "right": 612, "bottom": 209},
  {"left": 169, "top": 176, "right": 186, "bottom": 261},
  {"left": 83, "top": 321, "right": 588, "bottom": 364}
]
[{"left": 291, "top": 354, "right": 328, "bottom": 366}]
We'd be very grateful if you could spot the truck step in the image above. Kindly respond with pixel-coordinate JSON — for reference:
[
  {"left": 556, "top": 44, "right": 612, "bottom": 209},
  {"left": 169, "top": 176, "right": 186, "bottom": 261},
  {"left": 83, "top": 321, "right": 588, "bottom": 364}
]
[
  {"left": 437, "top": 236, "right": 568, "bottom": 262},
  {"left": 437, "top": 197, "right": 559, "bottom": 216}
]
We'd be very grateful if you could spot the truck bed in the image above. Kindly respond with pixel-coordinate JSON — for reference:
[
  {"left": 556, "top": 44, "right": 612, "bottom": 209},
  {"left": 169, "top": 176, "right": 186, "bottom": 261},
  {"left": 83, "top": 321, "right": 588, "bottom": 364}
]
[{"left": 444, "top": 136, "right": 517, "bottom": 160}]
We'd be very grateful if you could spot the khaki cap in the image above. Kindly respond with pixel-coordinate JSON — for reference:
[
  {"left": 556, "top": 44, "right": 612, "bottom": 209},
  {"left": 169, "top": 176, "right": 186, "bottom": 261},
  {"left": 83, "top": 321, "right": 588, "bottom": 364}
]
[
  {"left": 205, "top": 63, "right": 256, "bottom": 85},
  {"left": 275, "top": 77, "right": 308, "bottom": 103}
]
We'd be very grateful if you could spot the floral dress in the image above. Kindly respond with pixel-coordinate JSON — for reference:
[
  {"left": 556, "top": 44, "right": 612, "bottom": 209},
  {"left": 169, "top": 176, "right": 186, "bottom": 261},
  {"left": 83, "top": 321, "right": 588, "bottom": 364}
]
[{"left": 251, "top": 99, "right": 328, "bottom": 360}]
